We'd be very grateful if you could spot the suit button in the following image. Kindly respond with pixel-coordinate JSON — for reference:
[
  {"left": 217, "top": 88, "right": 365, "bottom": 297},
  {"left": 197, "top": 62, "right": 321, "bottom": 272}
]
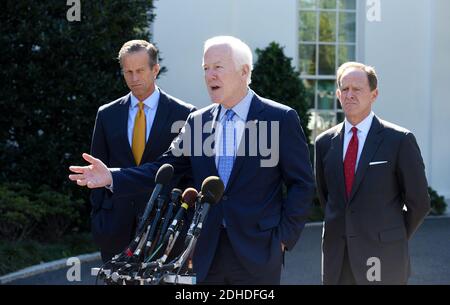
[{"left": 222, "top": 196, "right": 228, "bottom": 201}]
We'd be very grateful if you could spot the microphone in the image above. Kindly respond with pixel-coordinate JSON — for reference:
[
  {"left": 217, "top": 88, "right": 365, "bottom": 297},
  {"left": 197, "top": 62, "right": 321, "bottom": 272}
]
[
  {"left": 158, "top": 188, "right": 182, "bottom": 246},
  {"left": 154, "top": 177, "right": 224, "bottom": 275},
  {"left": 118, "top": 164, "right": 174, "bottom": 259},
  {"left": 159, "top": 188, "right": 198, "bottom": 254},
  {"left": 140, "top": 193, "right": 167, "bottom": 258},
  {"left": 194, "top": 176, "right": 224, "bottom": 237},
  {"left": 185, "top": 176, "right": 224, "bottom": 246},
  {"left": 184, "top": 196, "right": 203, "bottom": 247},
  {"left": 140, "top": 188, "right": 198, "bottom": 274},
  {"left": 137, "top": 164, "right": 174, "bottom": 234}
]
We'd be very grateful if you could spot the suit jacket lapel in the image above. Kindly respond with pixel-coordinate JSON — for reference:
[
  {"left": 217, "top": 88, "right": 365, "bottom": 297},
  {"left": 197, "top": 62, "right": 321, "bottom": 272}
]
[
  {"left": 224, "top": 95, "right": 265, "bottom": 193},
  {"left": 331, "top": 124, "right": 347, "bottom": 204},
  {"left": 203, "top": 104, "right": 220, "bottom": 178},
  {"left": 119, "top": 93, "right": 136, "bottom": 164},
  {"left": 348, "top": 116, "right": 384, "bottom": 204},
  {"left": 141, "top": 91, "right": 170, "bottom": 162}
]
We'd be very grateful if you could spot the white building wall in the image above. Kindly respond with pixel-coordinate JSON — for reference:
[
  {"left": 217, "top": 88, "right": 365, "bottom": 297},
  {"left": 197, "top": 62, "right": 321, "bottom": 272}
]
[
  {"left": 363, "top": 0, "right": 450, "bottom": 198},
  {"left": 153, "top": 0, "right": 298, "bottom": 108},
  {"left": 430, "top": 0, "right": 450, "bottom": 199}
]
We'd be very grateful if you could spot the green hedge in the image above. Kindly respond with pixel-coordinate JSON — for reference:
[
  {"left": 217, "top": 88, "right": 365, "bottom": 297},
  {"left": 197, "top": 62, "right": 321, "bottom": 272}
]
[
  {"left": 428, "top": 186, "right": 447, "bottom": 215},
  {"left": 251, "top": 42, "right": 310, "bottom": 141},
  {"left": 0, "top": 183, "right": 85, "bottom": 242}
]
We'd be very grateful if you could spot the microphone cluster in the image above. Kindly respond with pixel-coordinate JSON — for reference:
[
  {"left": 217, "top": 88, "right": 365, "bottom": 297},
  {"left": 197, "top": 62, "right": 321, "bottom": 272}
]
[{"left": 92, "top": 164, "right": 224, "bottom": 285}]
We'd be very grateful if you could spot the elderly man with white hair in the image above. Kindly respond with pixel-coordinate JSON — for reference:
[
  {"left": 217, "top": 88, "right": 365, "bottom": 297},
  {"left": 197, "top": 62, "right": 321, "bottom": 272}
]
[{"left": 69, "top": 36, "right": 314, "bottom": 284}]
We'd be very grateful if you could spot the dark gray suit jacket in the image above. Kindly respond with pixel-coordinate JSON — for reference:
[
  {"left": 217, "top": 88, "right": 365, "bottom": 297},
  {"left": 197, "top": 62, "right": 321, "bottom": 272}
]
[{"left": 315, "top": 115, "right": 430, "bottom": 284}]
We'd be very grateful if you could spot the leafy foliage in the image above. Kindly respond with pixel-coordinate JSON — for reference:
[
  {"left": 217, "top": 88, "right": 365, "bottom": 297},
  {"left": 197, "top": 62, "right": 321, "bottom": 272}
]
[
  {"left": 251, "top": 42, "right": 311, "bottom": 140},
  {"left": 0, "top": 183, "right": 85, "bottom": 241},
  {"left": 428, "top": 186, "right": 447, "bottom": 215}
]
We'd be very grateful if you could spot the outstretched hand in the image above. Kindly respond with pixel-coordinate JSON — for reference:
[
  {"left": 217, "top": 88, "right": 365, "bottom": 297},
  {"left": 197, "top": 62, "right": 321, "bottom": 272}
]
[{"left": 68, "top": 153, "right": 112, "bottom": 188}]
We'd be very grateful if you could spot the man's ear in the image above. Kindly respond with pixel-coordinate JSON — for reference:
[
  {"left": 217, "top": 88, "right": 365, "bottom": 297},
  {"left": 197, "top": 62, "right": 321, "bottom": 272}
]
[
  {"left": 371, "top": 88, "right": 378, "bottom": 101},
  {"left": 336, "top": 88, "right": 342, "bottom": 101},
  {"left": 153, "top": 63, "right": 160, "bottom": 78},
  {"left": 241, "top": 64, "right": 250, "bottom": 79}
]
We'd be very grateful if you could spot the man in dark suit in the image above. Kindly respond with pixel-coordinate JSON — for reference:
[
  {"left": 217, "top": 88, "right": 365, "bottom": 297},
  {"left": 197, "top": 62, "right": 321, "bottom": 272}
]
[
  {"left": 69, "top": 36, "right": 315, "bottom": 284},
  {"left": 315, "top": 62, "right": 430, "bottom": 285},
  {"left": 90, "top": 40, "right": 195, "bottom": 262}
]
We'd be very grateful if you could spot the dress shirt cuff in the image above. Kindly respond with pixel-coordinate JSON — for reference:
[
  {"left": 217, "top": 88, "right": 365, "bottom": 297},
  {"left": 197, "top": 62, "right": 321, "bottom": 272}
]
[{"left": 105, "top": 168, "right": 120, "bottom": 193}]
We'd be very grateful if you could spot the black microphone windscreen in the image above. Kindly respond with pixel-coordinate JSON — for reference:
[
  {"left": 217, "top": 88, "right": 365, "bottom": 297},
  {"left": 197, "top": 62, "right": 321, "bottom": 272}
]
[
  {"left": 155, "top": 164, "right": 174, "bottom": 185},
  {"left": 170, "top": 188, "right": 182, "bottom": 202},
  {"left": 200, "top": 176, "right": 224, "bottom": 205},
  {"left": 182, "top": 188, "right": 198, "bottom": 208}
]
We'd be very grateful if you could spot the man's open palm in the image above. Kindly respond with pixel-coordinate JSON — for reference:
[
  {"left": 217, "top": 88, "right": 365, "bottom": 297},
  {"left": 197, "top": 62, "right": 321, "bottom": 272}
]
[{"left": 69, "top": 153, "right": 112, "bottom": 188}]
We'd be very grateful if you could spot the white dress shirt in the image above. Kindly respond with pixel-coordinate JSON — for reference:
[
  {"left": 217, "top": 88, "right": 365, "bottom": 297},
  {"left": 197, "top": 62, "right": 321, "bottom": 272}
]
[
  {"left": 343, "top": 111, "right": 375, "bottom": 170},
  {"left": 214, "top": 89, "right": 254, "bottom": 167}
]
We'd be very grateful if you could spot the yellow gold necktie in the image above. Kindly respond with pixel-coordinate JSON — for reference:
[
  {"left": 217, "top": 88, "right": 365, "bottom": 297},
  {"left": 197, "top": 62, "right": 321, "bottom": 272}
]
[{"left": 132, "top": 101, "right": 146, "bottom": 165}]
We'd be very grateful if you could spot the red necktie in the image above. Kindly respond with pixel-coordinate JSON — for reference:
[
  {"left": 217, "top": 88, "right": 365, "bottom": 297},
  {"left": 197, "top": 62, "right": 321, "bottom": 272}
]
[{"left": 344, "top": 127, "right": 358, "bottom": 199}]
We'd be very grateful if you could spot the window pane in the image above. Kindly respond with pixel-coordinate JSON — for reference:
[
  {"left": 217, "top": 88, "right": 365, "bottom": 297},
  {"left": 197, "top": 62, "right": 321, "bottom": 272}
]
[
  {"left": 319, "top": 11, "right": 336, "bottom": 42},
  {"left": 302, "top": 79, "right": 316, "bottom": 108},
  {"left": 317, "top": 80, "right": 335, "bottom": 109},
  {"left": 338, "top": 0, "right": 356, "bottom": 10},
  {"left": 338, "top": 44, "right": 355, "bottom": 66},
  {"left": 319, "top": 0, "right": 336, "bottom": 9},
  {"left": 310, "top": 110, "right": 336, "bottom": 140},
  {"left": 300, "top": 11, "right": 317, "bottom": 41},
  {"left": 300, "top": 0, "right": 316, "bottom": 9},
  {"left": 318, "top": 45, "right": 335, "bottom": 75},
  {"left": 339, "top": 12, "right": 356, "bottom": 42},
  {"left": 299, "top": 44, "right": 316, "bottom": 75}
]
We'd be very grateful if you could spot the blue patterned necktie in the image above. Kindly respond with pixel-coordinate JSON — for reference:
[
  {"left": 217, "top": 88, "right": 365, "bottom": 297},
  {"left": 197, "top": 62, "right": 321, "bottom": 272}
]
[{"left": 217, "top": 109, "right": 236, "bottom": 187}]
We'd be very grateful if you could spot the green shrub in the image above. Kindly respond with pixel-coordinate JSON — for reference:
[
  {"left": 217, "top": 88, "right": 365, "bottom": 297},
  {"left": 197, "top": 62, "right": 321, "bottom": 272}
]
[
  {"left": 0, "top": 183, "right": 84, "bottom": 242},
  {"left": 251, "top": 42, "right": 311, "bottom": 141},
  {"left": 428, "top": 186, "right": 447, "bottom": 215}
]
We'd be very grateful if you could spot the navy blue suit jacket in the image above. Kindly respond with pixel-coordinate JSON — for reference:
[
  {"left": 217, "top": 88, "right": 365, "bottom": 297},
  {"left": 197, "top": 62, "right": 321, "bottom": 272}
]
[
  {"left": 90, "top": 90, "right": 195, "bottom": 261},
  {"left": 111, "top": 94, "right": 315, "bottom": 281}
]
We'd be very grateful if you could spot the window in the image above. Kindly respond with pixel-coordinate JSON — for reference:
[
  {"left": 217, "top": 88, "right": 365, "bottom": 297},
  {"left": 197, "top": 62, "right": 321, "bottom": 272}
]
[{"left": 298, "top": 0, "right": 358, "bottom": 142}]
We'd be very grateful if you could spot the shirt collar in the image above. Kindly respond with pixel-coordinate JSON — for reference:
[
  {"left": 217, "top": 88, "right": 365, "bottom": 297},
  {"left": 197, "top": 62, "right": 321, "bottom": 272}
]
[
  {"left": 344, "top": 111, "right": 375, "bottom": 135},
  {"left": 130, "top": 86, "right": 160, "bottom": 110},
  {"left": 218, "top": 88, "right": 254, "bottom": 122}
]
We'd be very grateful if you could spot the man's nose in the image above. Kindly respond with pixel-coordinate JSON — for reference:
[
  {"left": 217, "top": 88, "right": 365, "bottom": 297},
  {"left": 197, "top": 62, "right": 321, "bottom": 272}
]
[
  {"left": 347, "top": 89, "right": 355, "bottom": 98},
  {"left": 131, "top": 72, "right": 139, "bottom": 82},
  {"left": 205, "top": 69, "right": 216, "bottom": 80}
]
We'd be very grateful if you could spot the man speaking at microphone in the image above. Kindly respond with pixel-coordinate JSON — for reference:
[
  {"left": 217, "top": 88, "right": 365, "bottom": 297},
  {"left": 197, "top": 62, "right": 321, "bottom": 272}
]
[{"left": 69, "top": 36, "right": 314, "bottom": 284}]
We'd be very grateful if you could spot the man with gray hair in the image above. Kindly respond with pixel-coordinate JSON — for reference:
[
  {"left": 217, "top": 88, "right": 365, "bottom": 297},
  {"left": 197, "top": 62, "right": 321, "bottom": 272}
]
[
  {"left": 315, "top": 61, "right": 430, "bottom": 284},
  {"left": 70, "top": 36, "right": 314, "bottom": 284},
  {"left": 89, "top": 39, "right": 195, "bottom": 263}
]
